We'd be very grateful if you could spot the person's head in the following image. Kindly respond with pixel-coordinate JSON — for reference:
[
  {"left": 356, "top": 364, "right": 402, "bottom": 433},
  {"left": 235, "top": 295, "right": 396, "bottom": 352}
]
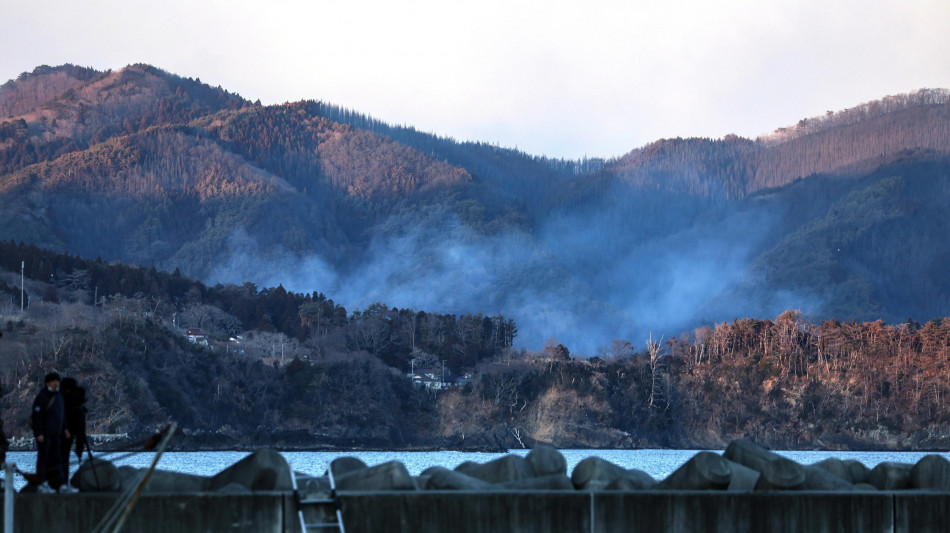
[
  {"left": 44, "top": 372, "right": 61, "bottom": 391},
  {"left": 60, "top": 377, "right": 77, "bottom": 392}
]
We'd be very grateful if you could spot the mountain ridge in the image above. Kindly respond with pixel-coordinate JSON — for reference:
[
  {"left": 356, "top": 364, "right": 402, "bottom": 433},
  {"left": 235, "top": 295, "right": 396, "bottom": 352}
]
[{"left": 2, "top": 63, "right": 950, "bottom": 351}]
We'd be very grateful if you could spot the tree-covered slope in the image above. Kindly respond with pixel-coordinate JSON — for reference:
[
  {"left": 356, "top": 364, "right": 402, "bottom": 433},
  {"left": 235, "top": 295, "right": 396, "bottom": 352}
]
[
  {"left": 2, "top": 64, "right": 950, "bottom": 352},
  {"left": 3, "top": 244, "right": 950, "bottom": 451}
]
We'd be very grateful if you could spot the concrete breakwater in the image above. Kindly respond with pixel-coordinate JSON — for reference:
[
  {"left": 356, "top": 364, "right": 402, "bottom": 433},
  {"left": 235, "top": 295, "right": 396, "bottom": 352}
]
[{"left": 7, "top": 439, "right": 950, "bottom": 532}]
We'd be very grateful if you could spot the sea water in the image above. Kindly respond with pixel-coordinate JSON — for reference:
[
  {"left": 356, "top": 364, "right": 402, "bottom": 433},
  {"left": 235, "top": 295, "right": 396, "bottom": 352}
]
[{"left": 3, "top": 449, "right": 945, "bottom": 492}]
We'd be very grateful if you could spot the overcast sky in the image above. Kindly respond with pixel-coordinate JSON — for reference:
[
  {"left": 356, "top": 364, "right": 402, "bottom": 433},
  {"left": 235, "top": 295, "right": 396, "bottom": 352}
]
[{"left": 3, "top": 0, "right": 949, "bottom": 159}]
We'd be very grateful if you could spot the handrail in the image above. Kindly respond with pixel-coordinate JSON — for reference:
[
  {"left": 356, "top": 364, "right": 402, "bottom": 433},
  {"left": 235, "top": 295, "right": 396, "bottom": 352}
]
[
  {"left": 4, "top": 462, "right": 14, "bottom": 533},
  {"left": 291, "top": 468, "right": 308, "bottom": 533},
  {"left": 110, "top": 422, "right": 177, "bottom": 533},
  {"left": 89, "top": 423, "right": 177, "bottom": 533},
  {"left": 293, "top": 465, "right": 346, "bottom": 533},
  {"left": 328, "top": 467, "right": 345, "bottom": 533}
]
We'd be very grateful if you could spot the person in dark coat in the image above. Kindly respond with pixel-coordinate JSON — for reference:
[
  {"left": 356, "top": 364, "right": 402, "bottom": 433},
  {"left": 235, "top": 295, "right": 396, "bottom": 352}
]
[
  {"left": 60, "top": 377, "right": 88, "bottom": 484},
  {"left": 0, "top": 383, "right": 8, "bottom": 466},
  {"left": 31, "top": 372, "right": 76, "bottom": 493},
  {"left": 0, "top": 333, "right": 7, "bottom": 465}
]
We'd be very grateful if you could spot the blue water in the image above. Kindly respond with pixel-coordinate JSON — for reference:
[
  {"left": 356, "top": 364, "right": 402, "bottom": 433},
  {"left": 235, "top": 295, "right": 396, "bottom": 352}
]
[{"left": 3, "top": 449, "right": 945, "bottom": 491}]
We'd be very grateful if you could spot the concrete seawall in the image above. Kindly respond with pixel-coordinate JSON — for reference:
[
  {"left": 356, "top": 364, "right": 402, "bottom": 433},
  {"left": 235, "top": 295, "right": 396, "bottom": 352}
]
[
  {"left": 11, "top": 441, "right": 950, "bottom": 532},
  {"left": 338, "top": 490, "right": 947, "bottom": 533},
  {"left": 8, "top": 492, "right": 293, "bottom": 533},
  {"left": 4, "top": 490, "right": 950, "bottom": 533}
]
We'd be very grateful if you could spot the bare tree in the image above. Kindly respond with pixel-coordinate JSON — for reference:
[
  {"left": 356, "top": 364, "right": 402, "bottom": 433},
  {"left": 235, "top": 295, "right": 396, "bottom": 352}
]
[
  {"left": 349, "top": 317, "right": 390, "bottom": 356},
  {"left": 400, "top": 312, "right": 418, "bottom": 350},
  {"left": 410, "top": 347, "right": 439, "bottom": 370},
  {"left": 646, "top": 334, "right": 666, "bottom": 411},
  {"left": 246, "top": 330, "right": 301, "bottom": 365},
  {"left": 179, "top": 302, "right": 242, "bottom": 337}
]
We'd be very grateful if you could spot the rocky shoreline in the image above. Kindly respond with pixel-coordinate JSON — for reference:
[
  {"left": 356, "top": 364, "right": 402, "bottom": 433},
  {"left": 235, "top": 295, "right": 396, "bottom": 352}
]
[
  {"left": 42, "top": 437, "right": 950, "bottom": 496},
  {"left": 8, "top": 427, "right": 948, "bottom": 454},
  {"left": 13, "top": 438, "right": 950, "bottom": 532},
  {"left": 304, "top": 438, "right": 950, "bottom": 494}
]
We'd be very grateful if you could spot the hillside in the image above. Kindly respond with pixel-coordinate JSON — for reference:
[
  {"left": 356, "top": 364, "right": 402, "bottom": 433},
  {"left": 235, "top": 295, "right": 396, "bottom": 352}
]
[
  {"left": 2, "top": 64, "right": 950, "bottom": 352},
  {"left": 2, "top": 245, "right": 950, "bottom": 451}
]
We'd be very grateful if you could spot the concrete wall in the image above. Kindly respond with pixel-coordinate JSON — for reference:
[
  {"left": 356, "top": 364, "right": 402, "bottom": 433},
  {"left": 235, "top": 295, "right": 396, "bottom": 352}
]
[
  {"left": 4, "top": 491, "right": 950, "bottom": 533},
  {"left": 592, "top": 492, "right": 894, "bottom": 533},
  {"left": 337, "top": 491, "right": 949, "bottom": 533},
  {"left": 894, "top": 492, "right": 950, "bottom": 533},
  {"left": 6, "top": 492, "right": 293, "bottom": 533},
  {"left": 339, "top": 491, "right": 591, "bottom": 533}
]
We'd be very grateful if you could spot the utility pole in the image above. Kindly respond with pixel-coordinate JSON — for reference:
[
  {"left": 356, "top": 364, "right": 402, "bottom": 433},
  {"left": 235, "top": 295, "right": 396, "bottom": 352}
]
[
  {"left": 441, "top": 360, "right": 446, "bottom": 389},
  {"left": 20, "top": 261, "right": 24, "bottom": 312}
]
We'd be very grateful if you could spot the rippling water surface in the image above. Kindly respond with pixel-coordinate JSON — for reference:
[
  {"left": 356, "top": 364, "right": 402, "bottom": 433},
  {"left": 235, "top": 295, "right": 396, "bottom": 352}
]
[{"left": 4, "top": 448, "right": 945, "bottom": 491}]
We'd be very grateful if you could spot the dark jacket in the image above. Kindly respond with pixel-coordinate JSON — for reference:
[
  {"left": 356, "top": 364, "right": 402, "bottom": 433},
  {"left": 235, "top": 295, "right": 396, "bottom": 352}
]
[
  {"left": 31, "top": 387, "right": 65, "bottom": 438},
  {"left": 63, "top": 386, "right": 88, "bottom": 449}
]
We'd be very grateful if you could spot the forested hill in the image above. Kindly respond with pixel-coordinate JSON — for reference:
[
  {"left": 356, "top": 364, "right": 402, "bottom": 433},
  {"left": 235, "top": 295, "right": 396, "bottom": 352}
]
[
  {"left": 2, "top": 63, "right": 950, "bottom": 352},
  {"left": 2, "top": 243, "right": 950, "bottom": 451},
  {"left": 608, "top": 89, "right": 950, "bottom": 198}
]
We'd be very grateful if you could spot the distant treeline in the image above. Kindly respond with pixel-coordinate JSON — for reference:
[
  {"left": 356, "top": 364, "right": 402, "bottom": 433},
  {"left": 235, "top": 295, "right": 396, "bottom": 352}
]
[
  {"left": 438, "top": 310, "right": 950, "bottom": 450},
  {"left": 611, "top": 88, "right": 950, "bottom": 198},
  {"left": 0, "top": 240, "right": 517, "bottom": 372},
  {"left": 1, "top": 64, "right": 246, "bottom": 175},
  {"left": 666, "top": 310, "right": 950, "bottom": 447},
  {"left": 3, "top": 240, "right": 950, "bottom": 451}
]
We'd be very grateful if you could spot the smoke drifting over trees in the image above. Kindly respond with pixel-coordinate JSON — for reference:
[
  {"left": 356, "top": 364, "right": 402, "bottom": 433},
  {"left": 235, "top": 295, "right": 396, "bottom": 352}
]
[
  {"left": 3, "top": 244, "right": 950, "bottom": 451},
  {"left": 3, "top": 65, "right": 950, "bottom": 354}
]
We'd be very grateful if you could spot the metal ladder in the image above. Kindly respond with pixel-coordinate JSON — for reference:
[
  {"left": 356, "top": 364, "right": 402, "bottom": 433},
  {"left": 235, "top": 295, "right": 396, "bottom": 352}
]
[{"left": 292, "top": 467, "right": 345, "bottom": 533}]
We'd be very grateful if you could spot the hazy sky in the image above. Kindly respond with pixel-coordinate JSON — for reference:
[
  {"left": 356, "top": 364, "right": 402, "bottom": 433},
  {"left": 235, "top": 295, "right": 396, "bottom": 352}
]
[{"left": 3, "top": 0, "right": 949, "bottom": 159}]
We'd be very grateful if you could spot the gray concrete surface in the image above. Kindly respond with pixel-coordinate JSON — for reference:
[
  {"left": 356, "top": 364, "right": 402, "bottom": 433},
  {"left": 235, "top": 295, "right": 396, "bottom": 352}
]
[{"left": 4, "top": 489, "right": 950, "bottom": 532}]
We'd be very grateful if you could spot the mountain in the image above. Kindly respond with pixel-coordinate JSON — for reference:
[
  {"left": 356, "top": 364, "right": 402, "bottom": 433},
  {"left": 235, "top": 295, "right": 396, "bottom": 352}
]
[
  {"left": 2, "top": 63, "right": 950, "bottom": 352},
  {"left": 608, "top": 89, "right": 950, "bottom": 197}
]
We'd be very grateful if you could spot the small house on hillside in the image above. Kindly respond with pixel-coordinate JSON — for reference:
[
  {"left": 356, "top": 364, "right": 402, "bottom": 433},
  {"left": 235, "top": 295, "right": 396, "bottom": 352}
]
[
  {"left": 185, "top": 328, "right": 209, "bottom": 345},
  {"left": 408, "top": 368, "right": 453, "bottom": 390}
]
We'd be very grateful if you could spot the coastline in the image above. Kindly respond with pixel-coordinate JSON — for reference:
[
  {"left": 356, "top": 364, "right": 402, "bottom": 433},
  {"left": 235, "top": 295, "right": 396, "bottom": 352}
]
[{"left": 8, "top": 435, "right": 946, "bottom": 454}]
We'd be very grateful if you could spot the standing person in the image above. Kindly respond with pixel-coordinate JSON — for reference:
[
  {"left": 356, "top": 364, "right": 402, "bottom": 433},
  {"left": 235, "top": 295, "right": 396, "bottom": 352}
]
[
  {"left": 60, "top": 377, "right": 88, "bottom": 486},
  {"left": 31, "top": 372, "right": 77, "bottom": 494},
  {"left": 0, "top": 383, "right": 8, "bottom": 467},
  {"left": 0, "top": 335, "right": 7, "bottom": 465}
]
